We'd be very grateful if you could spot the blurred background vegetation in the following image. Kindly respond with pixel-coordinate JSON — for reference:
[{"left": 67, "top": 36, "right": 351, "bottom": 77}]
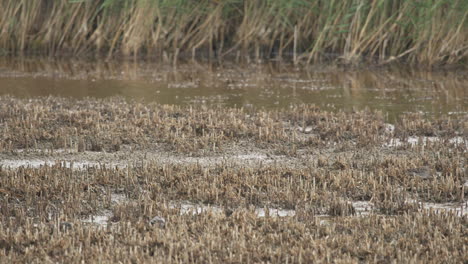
[{"left": 0, "top": 0, "right": 466, "bottom": 66}]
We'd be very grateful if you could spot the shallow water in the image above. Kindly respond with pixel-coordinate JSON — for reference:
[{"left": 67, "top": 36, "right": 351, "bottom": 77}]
[
  {"left": 0, "top": 57, "right": 466, "bottom": 121},
  {"left": 81, "top": 197, "right": 467, "bottom": 227},
  {"left": 0, "top": 150, "right": 285, "bottom": 169},
  {"left": 0, "top": 159, "right": 127, "bottom": 170},
  {"left": 384, "top": 136, "right": 466, "bottom": 148}
]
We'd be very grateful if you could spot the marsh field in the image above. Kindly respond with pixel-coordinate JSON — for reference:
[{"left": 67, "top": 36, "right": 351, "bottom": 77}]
[{"left": 1, "top": 0, "right": 468, "bottom": 263}]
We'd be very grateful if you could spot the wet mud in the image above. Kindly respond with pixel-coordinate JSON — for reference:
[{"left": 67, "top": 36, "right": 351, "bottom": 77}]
[{"left": 0, "top": 96, "right": 466, "bottom": 263}]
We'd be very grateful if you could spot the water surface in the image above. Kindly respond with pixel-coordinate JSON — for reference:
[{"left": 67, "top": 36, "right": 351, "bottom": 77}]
[{"left": 0, "top": 57, "right": 466, "bottom": 121}]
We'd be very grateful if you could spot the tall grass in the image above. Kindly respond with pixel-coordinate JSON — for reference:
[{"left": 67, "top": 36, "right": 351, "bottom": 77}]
[{"left": 0, "top": 0, "right": 466, "bottom": 66}]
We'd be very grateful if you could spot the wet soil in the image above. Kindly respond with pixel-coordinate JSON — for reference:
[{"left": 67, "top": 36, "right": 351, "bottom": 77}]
[{"left": 0, "top": 82, "right": 466, "bottom": 262}]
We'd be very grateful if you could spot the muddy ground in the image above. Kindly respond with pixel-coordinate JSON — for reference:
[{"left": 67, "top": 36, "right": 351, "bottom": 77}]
[{"left": 0, "top": 96, "right": 466, "bottom": 263}]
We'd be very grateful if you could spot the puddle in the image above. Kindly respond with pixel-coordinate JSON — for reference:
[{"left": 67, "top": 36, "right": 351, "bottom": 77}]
[
  {"left": 170, "top": 202, "right": 224, "bottom": 215},
  {"left": 255, "top": 208, "right": 296, "bottom": 217},
  {"left": 163, "top": 200, "right": 466, "bottom": 218},
  {"left": 169, "top": 201, "right": 296, "bottom": 217},
  {"left": 0, "top": 151, "right": 287, "bottom": 170},
  {"left": 81, "top": 198, "right": 466, "bottom": 227},
  {"left": 153, "top": 152, "right": 290, "bottom": 167},
  {"left": 15, "top": 148, "right": 76, "bottom": 154},
  {"left": 0, "top": 159, "right": 127, "bottom": 170},
  {"left": 0, "top": 159, "right": 52, "bottom": 169},
  {"left": 82, "top": 210, "right": 112, "bottom": 226},
  {"left": 110, "top": 193, "right": 128, "bottom": 204},
  {"left": 384, "top": 136, "right": 466, "bottom": 148},
  {"left": 81, "top": 201, "right": 298, "bottom": 227},
  {"left": 407, "top": 200, "right": 468, "bottom": 217},
  {"left": 422, "top": 202, "right": 467, "bottom": 216},
  {"left": 352, "top": 201, "right": 374, "bottom": 215}
]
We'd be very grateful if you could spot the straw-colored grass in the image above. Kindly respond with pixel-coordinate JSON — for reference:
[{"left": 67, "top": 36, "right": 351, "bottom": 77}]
[
  {"left": 0, "top": 96, "right": 467, "bottom": 263},
  {"left": 0, "top": 0, "right": 466, "bottom": 66}
]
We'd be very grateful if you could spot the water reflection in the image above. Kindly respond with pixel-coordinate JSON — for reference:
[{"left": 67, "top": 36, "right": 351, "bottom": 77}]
[{"left": 0, "top": 57, "right": 466, "bottom": 121}]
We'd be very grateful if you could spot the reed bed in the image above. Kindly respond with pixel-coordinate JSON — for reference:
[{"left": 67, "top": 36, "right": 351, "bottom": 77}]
[
  {"left": 0, "top": 96, "right": 464, "bottom": 153},
  {"left": 1, "top": 210, "right": 465, "bottom": 263},
  {"left": 0, "top": 0, "right": 466, "bottom": 66},
  {"left": 0, "top": 96, "right": 466, "bottom": 262}
]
